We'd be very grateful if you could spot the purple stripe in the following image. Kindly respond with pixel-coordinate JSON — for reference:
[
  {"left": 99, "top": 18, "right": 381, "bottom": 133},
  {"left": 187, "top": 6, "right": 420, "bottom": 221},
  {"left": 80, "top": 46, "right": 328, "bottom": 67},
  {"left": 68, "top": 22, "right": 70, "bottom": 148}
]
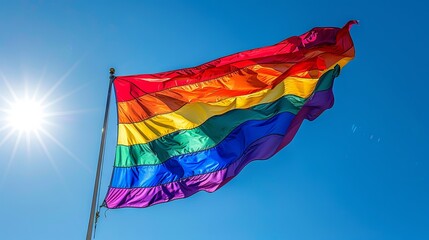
[
  {"left": 104, "top": 88, "right": 334, "bottom": 209},
  {"left": 105, "top": 134, "right": 283, "bottom": 208},
  {"left": 277, "top": 88, "right": 334, "bottom": 151}
]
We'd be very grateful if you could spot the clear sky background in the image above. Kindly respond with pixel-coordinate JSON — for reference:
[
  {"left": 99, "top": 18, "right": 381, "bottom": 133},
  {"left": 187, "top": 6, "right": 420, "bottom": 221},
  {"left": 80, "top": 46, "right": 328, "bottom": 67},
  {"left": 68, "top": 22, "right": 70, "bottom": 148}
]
[{"left": 0, "top": 0, "right": 427, "bottom": 239}]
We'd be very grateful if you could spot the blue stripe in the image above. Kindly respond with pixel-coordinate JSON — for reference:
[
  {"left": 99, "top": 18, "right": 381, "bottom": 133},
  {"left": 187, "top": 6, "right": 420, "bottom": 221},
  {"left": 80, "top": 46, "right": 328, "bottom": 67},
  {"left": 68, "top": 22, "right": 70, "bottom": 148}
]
[{"left": 110, "top": 112, "right": 295, "bottom": 188}]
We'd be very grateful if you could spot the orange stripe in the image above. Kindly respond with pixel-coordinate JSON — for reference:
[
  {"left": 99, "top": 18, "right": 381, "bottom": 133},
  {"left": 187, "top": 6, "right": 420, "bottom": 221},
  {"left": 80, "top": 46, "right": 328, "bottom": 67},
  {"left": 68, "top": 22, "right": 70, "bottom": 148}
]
[
  {"left": 118, "top": 63, "right": 283, "bottom": 123},
  {"left": 116, "top": 62, "right": 328, "bottom": 124},
  {"left": 117, "top": 53, "right": 351, "bottom": 124}
]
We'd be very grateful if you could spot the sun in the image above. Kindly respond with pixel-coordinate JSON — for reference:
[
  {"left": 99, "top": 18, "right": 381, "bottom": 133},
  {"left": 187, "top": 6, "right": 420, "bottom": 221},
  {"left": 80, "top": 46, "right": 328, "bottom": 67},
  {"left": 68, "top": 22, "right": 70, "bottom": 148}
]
[
  {"left": 0, "top": 65, "right": 92, "bottom": 184},
  {"left": 7, "top": 99, "right": 45, "bottom": 133}
]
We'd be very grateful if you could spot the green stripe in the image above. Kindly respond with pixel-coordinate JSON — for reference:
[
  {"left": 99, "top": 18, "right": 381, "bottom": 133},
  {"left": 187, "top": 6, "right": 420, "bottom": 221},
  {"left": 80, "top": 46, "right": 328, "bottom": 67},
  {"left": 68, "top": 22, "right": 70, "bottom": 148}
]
[
  {"left": 316, "top": 65, "right": 339, "bottom": 90},
  {"left": 114, "top": 66, "right": 339, "bottom": 167}
]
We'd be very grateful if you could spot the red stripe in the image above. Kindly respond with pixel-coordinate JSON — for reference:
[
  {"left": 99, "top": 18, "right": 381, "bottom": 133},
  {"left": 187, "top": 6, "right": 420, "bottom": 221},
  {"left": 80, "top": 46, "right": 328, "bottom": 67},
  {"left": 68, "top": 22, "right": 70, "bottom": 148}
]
[{"left": 114, "top": 21, "right": 356, "bottom": 102}]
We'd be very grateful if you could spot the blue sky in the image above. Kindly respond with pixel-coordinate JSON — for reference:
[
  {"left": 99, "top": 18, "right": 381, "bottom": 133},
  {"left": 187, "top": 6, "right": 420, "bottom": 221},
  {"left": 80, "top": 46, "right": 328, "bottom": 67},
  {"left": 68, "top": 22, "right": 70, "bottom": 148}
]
[{"left": 0, "top": 0, "right": 428, "bottom": 239}]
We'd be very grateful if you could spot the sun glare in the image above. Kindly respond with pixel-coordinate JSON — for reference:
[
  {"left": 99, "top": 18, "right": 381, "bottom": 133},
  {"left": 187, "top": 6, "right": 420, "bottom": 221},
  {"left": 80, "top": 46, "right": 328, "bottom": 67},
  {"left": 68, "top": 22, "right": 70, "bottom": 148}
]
[
  {"left": 0, "top": 62, "right": 92, "bottom": 184},
  {"left": 7, "top": 99, "right": 45, "bottom": 132}
]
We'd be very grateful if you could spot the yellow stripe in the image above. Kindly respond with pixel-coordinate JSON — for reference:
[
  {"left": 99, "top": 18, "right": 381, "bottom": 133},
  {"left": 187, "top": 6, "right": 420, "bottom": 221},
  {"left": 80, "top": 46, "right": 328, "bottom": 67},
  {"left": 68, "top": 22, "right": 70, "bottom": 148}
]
[
  {"left": 119, "top": 77, "right": 312, "bottom": 146},
  {"left": 337, "top": 57, "right": 353, "bottom": 68}
]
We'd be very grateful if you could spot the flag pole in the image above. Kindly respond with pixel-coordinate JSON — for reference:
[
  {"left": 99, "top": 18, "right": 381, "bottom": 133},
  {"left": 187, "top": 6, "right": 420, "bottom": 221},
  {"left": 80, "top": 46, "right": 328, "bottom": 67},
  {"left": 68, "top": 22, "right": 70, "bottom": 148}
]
[{"left": 86, "top": 68, "right": 116, "bottom": 240}]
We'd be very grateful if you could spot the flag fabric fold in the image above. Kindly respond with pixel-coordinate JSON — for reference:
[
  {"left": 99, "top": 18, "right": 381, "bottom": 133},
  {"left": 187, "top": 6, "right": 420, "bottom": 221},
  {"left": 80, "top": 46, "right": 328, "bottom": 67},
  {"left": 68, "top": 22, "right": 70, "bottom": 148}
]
[{"left": 104, "top": 21, "right": 356, "bottom": 208}]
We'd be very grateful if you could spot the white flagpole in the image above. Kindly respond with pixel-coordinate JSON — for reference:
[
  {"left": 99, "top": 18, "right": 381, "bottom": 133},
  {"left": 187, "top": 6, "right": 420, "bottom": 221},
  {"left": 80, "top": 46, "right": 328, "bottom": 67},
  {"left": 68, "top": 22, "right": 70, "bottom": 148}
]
[{"left": 86, "top": 68, "right": 115, "bottom": 240}]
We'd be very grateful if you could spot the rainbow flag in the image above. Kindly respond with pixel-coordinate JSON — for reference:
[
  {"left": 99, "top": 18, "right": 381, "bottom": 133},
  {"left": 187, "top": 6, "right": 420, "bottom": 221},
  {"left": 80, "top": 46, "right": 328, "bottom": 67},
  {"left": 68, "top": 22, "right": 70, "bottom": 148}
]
[{"left": 104, "top": 21, "right": 356, "bottom": 208}]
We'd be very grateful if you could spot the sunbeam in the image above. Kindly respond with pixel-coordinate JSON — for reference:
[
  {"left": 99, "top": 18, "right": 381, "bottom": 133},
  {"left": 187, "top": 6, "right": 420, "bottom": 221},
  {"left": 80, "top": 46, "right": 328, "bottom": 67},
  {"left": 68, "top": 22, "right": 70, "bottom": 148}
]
[
  {"left": 39, "top": 128, "right": 90, "bottom": 172},
  {"left": 43, "top": 83, "right": 89, "bottom": 108},
  {"left": 34, "top": 131, "right": 64, "bottom": 182},
  {"left": 39, "top": 58, "right": 82, "bottom": 104},
  {"left": 44, "top": 108, "right": 99, "bottom": 118},
  {"left": 0, "top": 128, "right": 17, "bottom": 148},
  {"left": 1, "top": 131, "right": 23, "bottom": 186},
  {"left": 0, "top": 71, "right": 18, "bottom": 101}
]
